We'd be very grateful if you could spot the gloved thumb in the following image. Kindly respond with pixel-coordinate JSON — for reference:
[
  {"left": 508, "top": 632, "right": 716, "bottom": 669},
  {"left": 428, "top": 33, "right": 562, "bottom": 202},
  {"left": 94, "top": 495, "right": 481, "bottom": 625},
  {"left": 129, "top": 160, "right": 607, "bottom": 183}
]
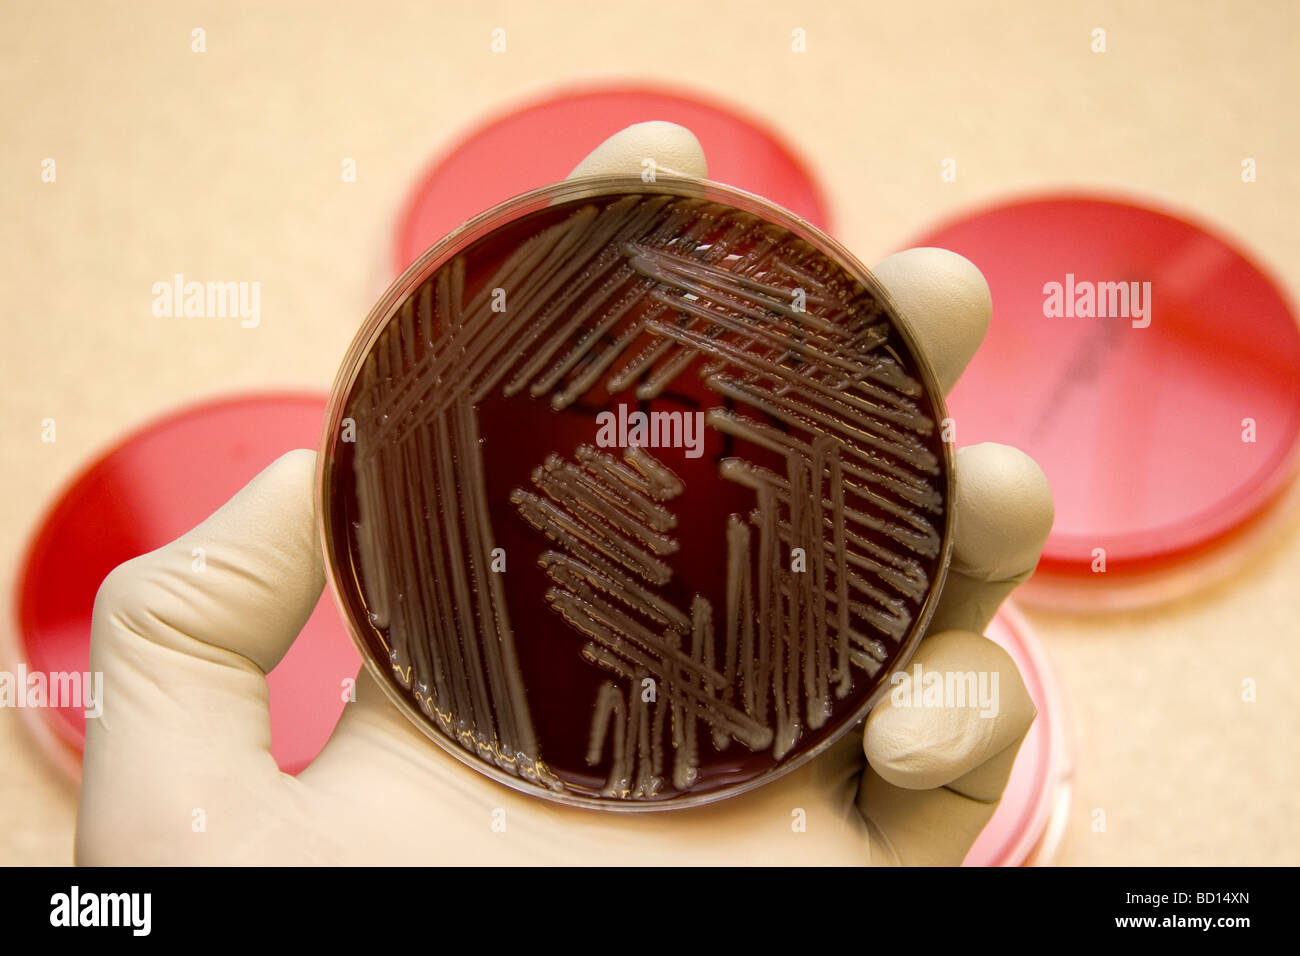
[{"left": 77, "top": 449, "right": 322, "bottom": 862}]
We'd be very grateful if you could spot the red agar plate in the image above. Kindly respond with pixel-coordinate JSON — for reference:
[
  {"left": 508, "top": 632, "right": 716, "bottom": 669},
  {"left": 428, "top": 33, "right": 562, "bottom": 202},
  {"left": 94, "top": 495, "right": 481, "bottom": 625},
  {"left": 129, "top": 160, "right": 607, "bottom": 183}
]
[
  {"left": 12, "top": 394, "right": 359, "bottom": 778},
  {"left": 910, "top": 196, "right": 1300, "bottom": 592}
]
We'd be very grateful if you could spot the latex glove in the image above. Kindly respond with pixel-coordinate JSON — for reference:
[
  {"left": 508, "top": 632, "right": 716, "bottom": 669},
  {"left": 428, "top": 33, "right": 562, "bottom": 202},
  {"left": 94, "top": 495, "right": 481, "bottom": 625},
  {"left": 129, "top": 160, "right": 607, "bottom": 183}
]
[{"left": 77, "top": 122, "right": 1053, "bottom": 866}]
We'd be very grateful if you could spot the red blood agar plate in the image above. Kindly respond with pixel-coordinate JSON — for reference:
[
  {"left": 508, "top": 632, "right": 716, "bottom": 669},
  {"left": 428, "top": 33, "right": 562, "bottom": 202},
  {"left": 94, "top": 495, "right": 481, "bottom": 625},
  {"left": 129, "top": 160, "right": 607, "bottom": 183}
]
[
  {"left": 9, "top": 394, "right": 359, "bottom": 779},
  {"left": 394, "top": 85, "right": 832, "bottom": 275},
  {"left": 909, "top": 196, "right": 1300, "bottom": 606},
  {"left": 321, "top": 176, "right": 956, "bottom": 808}
]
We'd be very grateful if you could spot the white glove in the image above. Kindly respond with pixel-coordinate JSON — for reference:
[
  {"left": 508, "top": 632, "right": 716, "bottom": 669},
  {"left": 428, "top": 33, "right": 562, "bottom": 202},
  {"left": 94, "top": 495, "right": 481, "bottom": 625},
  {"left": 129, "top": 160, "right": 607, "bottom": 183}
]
[{"left": 78, "top": 122, "right": 1053, "bottom": 865}]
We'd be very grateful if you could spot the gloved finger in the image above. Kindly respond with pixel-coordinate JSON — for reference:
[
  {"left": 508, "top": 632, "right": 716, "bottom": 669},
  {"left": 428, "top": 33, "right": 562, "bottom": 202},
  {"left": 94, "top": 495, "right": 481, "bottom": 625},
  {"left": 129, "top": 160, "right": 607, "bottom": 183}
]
[
  {"left": 864, "top": 629, "right": 1034, "bottom": 789},
  {"left": 859, "top": 739, "right": 1026, "bottom": 866},
  {"left": 566, "top": 120, "right": 708, "bottom": 180},
  {"left": 858, "top": 629, "right": 1036, "bottom": 865},
  {"left": 925, "top": 442, "right": 1054, "bottom": 636},
  {"left": 856, "top": 443, "right": 1047, "bottom": 860},
  {"left": 870, "top": 247, "right": 992, "bottom": 395},
  {"left": 90, "top": 448, "right": 323, "bottom": 673},
  {"left": 79, "top": 450, "right": 322, "bottom": 856}
]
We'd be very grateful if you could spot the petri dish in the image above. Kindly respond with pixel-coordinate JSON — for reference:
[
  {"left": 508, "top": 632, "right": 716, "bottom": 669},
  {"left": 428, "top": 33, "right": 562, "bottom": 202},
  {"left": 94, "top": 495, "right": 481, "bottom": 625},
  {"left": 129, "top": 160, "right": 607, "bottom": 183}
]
[
  {"left": 319, "top": 175, "right": 956, "bottom": 809},
  {"left": 908, "top": 195, "right": 1300, "bottom": 608},
  {"left": 10, "top": 394, "right": 360, "bottom": 780}
]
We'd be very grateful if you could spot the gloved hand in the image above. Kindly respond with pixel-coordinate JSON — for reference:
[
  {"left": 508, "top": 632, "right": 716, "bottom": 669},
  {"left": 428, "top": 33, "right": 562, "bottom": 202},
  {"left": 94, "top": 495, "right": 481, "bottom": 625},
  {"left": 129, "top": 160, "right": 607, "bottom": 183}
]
[{"left": 77, "top": 122, "right": 1053, "bottom": 866}]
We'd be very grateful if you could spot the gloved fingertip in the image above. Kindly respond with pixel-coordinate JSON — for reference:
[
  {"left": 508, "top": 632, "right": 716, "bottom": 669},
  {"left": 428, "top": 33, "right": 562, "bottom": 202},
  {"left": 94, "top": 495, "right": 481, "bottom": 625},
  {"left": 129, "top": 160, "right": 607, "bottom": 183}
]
[
  {"left": 951, "top": 442, "right": 1054, "bottom": 582},
  {"left": 864, "top": 630, "right": 1035, "bottom": 790},
  {"left": 566, "top": 121, "right": 708, "bottom": 181}
]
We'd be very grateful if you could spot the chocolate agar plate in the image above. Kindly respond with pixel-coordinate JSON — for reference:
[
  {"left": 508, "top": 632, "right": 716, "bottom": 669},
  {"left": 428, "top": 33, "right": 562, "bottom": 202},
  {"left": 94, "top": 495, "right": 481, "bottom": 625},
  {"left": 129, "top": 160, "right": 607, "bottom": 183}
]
[{"left": 319, "top": 177, "right": 954, "bottom": 808}]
